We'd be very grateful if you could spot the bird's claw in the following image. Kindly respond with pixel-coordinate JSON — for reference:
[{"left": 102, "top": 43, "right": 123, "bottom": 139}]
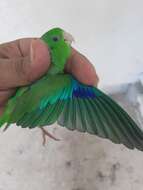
[{"left": 40, "top": 127, "right": 60, "bottom": 146}]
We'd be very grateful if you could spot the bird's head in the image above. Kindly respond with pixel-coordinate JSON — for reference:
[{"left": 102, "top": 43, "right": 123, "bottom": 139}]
[
  {"left": 41, "top": 27, "right": 74, "bottom": 50},
  {"left": 41, "top": 27, "right": 74, "bottom": 73}
]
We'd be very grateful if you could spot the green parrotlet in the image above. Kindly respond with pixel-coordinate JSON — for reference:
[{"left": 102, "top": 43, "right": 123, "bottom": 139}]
[{"left": 0, "top": 27, "right": 143, "bottom": 151}]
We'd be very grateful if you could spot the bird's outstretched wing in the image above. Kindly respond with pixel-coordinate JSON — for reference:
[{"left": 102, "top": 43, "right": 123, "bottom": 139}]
[
  {"left": 3, "top": 74, "right": 143, "bottom": 151},
  {"left": 58, "top": 77, "right": 143, "bottom": 151}
]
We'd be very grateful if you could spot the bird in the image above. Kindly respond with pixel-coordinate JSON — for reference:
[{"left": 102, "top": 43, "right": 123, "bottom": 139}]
[{"left": 0, "top": 27, "right": 143, "bottom": 151}]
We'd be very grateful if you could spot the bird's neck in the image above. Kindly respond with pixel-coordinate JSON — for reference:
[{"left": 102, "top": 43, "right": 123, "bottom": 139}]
[
  {"left": 47, "top": 64, "right": 64, "bottom": 75},
  {"left": 46, "top": 50, "right": 68, "bottom": 75}
]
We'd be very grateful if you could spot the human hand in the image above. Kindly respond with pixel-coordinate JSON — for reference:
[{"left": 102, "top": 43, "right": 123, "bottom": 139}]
[{"left": 0, "top": 38, "right": 99, "bottom": 114}]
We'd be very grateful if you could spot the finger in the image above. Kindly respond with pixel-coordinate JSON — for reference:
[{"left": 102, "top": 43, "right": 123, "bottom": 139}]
[
  {"left": 0, "top": 39, "right": 50, "bottom": 88},
  {"left": 65, "top": 48, "right": 99, "bottom": 86},
  {"left": 0, "top": 38, "right": 36, "bottom": 58},
  {"left": 0, "top": 89, "right": 15, "bottom": 105}
]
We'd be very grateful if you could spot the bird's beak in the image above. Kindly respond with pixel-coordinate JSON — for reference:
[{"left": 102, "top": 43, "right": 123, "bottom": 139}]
[{"left": 63, "top": 31, "right": 75, "bottom": 45}]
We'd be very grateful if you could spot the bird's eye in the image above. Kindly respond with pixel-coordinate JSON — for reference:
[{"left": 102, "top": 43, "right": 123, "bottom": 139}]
[{"left": 52, "top": 36, "right": 59, "bottom": 42}]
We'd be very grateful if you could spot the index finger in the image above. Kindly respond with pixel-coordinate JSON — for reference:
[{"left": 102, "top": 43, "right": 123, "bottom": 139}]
[
  {"left": 0, "top": 38, "right": 35, "bottom": 59},
  {"left": 65, "top": 48, "right": 99, "bottom": 86}
]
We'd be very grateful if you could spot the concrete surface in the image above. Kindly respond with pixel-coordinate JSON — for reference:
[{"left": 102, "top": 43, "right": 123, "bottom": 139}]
[{"left": 0, "top": 0, "right": 143, "bottom": 190}]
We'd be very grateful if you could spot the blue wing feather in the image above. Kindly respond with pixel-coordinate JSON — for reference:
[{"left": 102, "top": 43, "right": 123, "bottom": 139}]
[{"left": 71, "top": 78, "right": 98, "bottom": 99}]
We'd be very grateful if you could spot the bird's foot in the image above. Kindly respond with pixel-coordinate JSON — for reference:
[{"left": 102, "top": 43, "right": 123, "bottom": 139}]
[{"left": 40, "top": 127, "right": 60, "bottom": 146}]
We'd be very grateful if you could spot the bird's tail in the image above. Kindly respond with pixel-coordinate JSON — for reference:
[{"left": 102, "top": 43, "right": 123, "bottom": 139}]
[
  {"left": 0, "top": 96, "right": 16, "bottom": 128},
  {"left": 0, "top": 112, "right": 9, "bottom": 128},
  {"left": 0, "top": 87, "right": 28, "bottom": 129}
]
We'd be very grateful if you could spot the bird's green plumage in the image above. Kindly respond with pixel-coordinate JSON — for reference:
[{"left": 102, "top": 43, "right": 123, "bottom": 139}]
[
  {"left": 0, "top": 27, "right": 143, "bottom": 151},
  {"left": 41, "top": 28, "right": 71, "bottom": 74}
]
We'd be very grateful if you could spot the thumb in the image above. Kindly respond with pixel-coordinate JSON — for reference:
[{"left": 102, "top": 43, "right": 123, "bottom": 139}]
[{"left": 0, "top": 39, "right": 50, "bottom": 89}]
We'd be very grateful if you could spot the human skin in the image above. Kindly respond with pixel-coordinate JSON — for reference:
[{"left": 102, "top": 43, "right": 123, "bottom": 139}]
[{"left": 0, "top": 38, "right": 99, "bottom": 115}]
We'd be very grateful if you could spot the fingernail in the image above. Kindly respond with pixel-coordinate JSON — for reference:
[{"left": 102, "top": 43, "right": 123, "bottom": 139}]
[
  {"left": 30, "top": 39, "right": 50, "bottom": 65},
  {"left": 30, "top": 39, "right": 45, "bottom": 64},
  {"left": 30, "top": 39, "right": 37, "bottom": 64}
]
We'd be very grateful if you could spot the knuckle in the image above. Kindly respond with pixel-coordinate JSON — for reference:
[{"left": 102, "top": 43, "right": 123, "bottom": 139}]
[{"left": 14, "top": 58, "right": 33, "bottom": 84}]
